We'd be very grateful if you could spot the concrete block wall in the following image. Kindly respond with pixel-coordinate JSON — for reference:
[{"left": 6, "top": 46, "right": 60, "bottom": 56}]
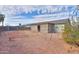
[
  {"left": 40, "top": 24, "right": 48, "bottom": 33},
  {"left": 31, "top": 24, "right": 49, "bottom": 33},
  {"left": 31, "top": 25, "right": 38, "bottom": 32},
  {"left": 30, "top": 23, "right": 65, "bottom": 33}
]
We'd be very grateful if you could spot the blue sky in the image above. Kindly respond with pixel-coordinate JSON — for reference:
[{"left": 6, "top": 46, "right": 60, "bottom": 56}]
[{"left": 0, "top": 5, "right": 78, "bottom": 26}]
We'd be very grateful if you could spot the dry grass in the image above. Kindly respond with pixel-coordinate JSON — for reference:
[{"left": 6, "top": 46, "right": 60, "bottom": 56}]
[{"left": 0, "top": 30, "right": 79, "bottom": 54}]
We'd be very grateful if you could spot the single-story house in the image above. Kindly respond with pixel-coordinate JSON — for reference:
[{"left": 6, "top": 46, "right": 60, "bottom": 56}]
[{"left": 26, "top": 18, "right": 69, "bottom": 33}]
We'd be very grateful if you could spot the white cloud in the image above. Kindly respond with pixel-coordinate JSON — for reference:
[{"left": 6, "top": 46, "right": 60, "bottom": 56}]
[{"left": 0, "top": 5, "right": 76, "bottom": 26}]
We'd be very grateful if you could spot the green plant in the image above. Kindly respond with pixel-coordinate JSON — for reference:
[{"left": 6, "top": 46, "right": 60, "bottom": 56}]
[{"left": 63, "top": 22, "right": 79, "bottom": 46}]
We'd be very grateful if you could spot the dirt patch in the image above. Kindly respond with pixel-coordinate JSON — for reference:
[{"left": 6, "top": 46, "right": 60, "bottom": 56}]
[{"left": 0, "top": 30, "right": 78, "bottom": 54}]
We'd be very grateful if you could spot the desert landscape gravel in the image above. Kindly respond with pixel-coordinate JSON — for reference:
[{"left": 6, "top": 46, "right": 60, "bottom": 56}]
[{"left": 0, "top": 30, "right": 79, "bottom": 54}]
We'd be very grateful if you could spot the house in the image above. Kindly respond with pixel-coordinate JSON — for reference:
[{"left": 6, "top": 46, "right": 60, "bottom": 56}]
[{"left": 26, "top": 18, "right": 69, "bottom": 33}]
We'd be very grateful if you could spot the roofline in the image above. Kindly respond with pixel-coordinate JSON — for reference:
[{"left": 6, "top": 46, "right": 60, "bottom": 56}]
[{"left": 25, "top": 18, "right": 69, "bottom": 26}]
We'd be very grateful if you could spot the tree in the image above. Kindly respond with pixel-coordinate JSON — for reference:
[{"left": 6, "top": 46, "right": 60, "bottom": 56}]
[
  {"left": 69, "top": 6, "right": 79, "bottom": 27},
  {"left": 19, "top": 23, "right": 21, "bottom": 26},
  {"left": 63, "top": 7, "right": 79, "bottom": 46},
  {"left": 0, "top": 14, "right": 5, "bottom": 33},
  {"left": 0, "top": 14, "right": 5, "bottom": 27}
]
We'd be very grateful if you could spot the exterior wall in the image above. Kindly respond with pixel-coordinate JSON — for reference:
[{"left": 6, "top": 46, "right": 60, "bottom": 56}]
[
  {"left": 54, "top": 24, "right": 64, "bottom": 32},
  {"left": 31, "top": 25, "right": 38, "bottom": 32},
  {"left": 31, "top": 24, "right": 49, "bottom": 33},
  {"left": 40, "top": 24, "right": 48, "bottom": 33},
  {"left": 31, "top": 23, "right": 65, "bottom": 33},
  {"left": 48, "top": 23, "right": 64, "bottom": 33}
]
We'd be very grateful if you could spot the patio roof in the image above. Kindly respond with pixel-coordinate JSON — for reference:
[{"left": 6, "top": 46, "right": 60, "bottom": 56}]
[{"left": 26, "top": 18, "right": 69, "bottom": 26}]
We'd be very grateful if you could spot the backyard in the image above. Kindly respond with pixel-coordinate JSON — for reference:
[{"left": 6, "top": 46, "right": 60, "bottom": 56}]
[{"left": 0, "top": 30, "right": 79, "bottom": 54}]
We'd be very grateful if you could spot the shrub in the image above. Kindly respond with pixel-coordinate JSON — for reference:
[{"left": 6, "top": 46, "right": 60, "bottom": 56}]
[{"left": 63, "top": 22, "right": 79, "bottom": 46}]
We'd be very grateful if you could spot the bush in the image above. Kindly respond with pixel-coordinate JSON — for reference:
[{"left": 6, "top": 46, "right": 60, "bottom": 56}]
[{"left": 63, "top": 22, "right": 79, "bottom": 46}]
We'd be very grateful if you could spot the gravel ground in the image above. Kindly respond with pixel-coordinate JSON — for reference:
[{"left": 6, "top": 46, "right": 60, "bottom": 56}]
[{"left": 0, "top": 30, "right": 79, "bottom": 54}]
